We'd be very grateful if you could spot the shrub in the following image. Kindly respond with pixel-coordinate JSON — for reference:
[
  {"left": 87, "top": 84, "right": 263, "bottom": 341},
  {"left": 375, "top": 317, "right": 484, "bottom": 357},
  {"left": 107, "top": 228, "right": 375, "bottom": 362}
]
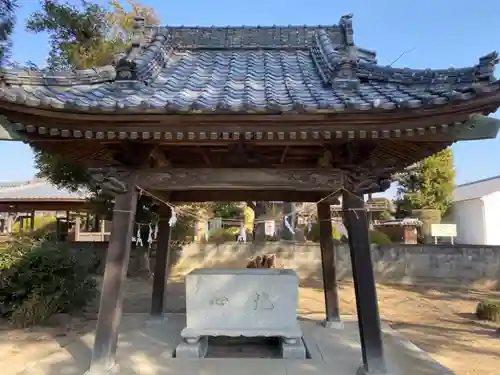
[
  {"left": 476, "top": 300, "right": 500, "bottom": 322},
  {"left": 369, "top": 230, "right": 392, "bottom": 245},
  {"left": 0, "top": 234, "right": 98, "bottom": 327}
]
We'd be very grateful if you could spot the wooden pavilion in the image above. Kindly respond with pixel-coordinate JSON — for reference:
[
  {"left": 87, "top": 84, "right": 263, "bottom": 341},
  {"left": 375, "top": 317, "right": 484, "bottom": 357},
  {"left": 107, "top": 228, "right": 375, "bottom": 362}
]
[
  {"left": 2, "top": 14, "right": 500, "bottom": 375},
  {"left": 0, "top": 178, "right": 89, "bottom": 214},
  {"left": 0, "top": 178, "right": 110, "bottom": 240}
]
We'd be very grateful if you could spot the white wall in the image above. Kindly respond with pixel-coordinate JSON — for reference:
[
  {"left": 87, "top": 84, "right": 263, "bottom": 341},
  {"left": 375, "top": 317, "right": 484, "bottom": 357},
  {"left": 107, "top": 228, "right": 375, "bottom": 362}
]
[
  {"left": 452, "top": 198, "right": 486, "bottom": 245},
  {"left": 482, "top": 191, "right": 500, "bottom": 245}
]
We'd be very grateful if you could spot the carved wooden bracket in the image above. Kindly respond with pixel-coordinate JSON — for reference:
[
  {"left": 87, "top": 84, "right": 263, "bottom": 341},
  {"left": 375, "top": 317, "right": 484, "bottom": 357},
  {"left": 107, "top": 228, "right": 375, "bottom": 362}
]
[
  {"left": 88, "top": 168, "right": 135, "bottom": 195},
  {"left": 345, "top": 166, "right": 396, "bottom": 195}
]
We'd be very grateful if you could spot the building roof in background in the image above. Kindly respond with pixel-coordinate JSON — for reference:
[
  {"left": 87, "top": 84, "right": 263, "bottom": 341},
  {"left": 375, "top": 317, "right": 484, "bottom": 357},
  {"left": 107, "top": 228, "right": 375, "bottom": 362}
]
[
  {"left": 453, "top": 175, "right": 500, "bottom": 202},
  {"left": 0, "top": 178, "right": 90, "bottom": 201}
]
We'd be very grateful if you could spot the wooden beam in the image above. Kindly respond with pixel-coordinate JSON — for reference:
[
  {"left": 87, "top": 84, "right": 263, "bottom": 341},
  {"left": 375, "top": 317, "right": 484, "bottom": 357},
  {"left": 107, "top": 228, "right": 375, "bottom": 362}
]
[
  {"left": 169, "top": 190, "right": 340, "bottom": 203},
  {"left": 91, "top": 168, "right": 346, "bottom": 192}
]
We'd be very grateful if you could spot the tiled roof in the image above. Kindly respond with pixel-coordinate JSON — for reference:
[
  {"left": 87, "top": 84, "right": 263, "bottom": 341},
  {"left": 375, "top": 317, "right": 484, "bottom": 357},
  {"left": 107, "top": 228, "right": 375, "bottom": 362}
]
[
  {"left": 0, "top": 15, "right": 499, "bottom": 114},
  {"left": 0, "top": 179, "right": 90, "bottom": 201}
]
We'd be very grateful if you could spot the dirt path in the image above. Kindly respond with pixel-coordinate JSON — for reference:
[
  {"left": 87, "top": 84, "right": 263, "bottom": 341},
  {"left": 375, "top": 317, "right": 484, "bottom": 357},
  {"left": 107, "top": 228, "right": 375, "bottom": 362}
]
[
  {"left": 298, "top": 283, "right": 500, "bottom": 375},
  {"left": 1, "top": 279, "right": 499, "bottom": 375}
]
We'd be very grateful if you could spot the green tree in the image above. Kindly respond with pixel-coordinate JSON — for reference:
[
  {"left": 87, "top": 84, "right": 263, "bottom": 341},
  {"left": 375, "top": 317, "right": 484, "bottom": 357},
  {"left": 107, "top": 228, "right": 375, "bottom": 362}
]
[
  {"left": 395, "top": 148, "right": 455, "bottom": 215},
  {"left": 26, "top": 0, "right": 159, "bottom": 199},
  {"left": 25, "top": 0, "right": 209, "bottom": 235},
  {"left": 211, "top": 202, "right": 243, "bottom": 219},
  {"left": 0, "top": 0, "right": 17, "bottom": 67},
  {"left": 26, "top": 0, "right": 158, "bottom": 70},
  {"left": 25, "top": 1, "right": 167, "bottom": 275},
  {"left": 26, "top": 1, "right": 208, "bottom": 241}
]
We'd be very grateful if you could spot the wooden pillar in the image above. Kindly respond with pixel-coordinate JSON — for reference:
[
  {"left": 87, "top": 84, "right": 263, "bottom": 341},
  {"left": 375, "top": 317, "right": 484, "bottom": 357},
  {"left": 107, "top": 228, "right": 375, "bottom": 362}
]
[
  {"left": 343, "top": 192, "right": 386, "bottom": 375},
  {"left": 317, "top": 201, "right": 341, "bottom": 327},
  {"left": 6, "top": 215, "right": 13, "bottom": 233},
  {"left": 100, "top": 217, "right": 106, "bottom": 241},
  {"left": 55, "top": 218, "right": 61, "bottom": 241},
  {"left": 94, "top": 214, "right": 100, "bottom": 233},
  {"left": 83, "top": 212, "right": 87, "bottom": 231},
  {"left": 88, "top": 183, "right": 138, "bottom": 374},
  {"left": 74, "top": 216, "right": 81, "bottom": 241},
  {"left": 30, "top": 211, "right": 35, "bottom": 231},
  {"left": 65, "top": 211, "right": 71, "bottom": 240},
  {"left": 150, "top": 206, "right": 172, "bottom": 321},
  {"left": 19, "top": 217, "right": 24, "bottom": 232}
]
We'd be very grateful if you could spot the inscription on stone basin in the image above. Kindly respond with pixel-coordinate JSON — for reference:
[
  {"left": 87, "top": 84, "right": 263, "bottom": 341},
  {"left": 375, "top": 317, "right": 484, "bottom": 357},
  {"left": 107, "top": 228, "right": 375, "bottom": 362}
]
[{"left": 181, "top": 268, "right": 302, "bottom": 338}]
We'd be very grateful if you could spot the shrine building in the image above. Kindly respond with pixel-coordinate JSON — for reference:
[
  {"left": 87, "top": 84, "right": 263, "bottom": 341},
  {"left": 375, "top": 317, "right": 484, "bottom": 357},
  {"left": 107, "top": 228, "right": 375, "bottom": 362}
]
[{"left": 2, "top": 14, "right": 500, "bottom": 375}]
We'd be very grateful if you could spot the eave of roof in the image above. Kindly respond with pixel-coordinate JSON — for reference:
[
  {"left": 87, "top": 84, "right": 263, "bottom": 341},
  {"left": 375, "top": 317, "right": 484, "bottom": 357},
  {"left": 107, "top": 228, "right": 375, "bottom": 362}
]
[
  {"left": 1, "top": 113, "right": 498, "bottom": 142},
  {"left": 0, "top": 179, "right": 91, "bottom": 201}
]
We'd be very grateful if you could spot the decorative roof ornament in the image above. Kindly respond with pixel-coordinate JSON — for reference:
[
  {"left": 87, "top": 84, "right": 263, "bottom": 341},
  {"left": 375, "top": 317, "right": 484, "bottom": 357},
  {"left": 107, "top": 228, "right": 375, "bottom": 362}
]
[
  {"left": 339, "top": 14, "right": 354, "bottom": 46},
  {"left": 332, "top": 14, "right": 360, "bottom": 90},
  {"left": 476, "top": 52, "right": 499, "bottom": 82},
  {"left": 131, "top": 16, "right": 146, "bottom": 49},
  {"left": 115, "top": 16, "right": 146, "bottom": 82},
  {"left": 309, "top": 15, "right": 361, "bottom": 90}
]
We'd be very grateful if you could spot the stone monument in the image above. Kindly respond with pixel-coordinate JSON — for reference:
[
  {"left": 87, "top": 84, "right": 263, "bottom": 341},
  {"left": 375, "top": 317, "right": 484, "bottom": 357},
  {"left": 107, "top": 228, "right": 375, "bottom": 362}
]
[{"left": 175, "top": 268, "right": 306, "bottom": 359}]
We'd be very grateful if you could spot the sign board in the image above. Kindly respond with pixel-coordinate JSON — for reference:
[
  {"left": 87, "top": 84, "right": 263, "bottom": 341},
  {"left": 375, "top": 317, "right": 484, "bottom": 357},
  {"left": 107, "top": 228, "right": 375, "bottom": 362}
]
[
  {"left": 264, "top": 220, "right": 276, "bottom": 236},
  {"left": 431, "top": 224, "right": 457, "bottom": 237}
]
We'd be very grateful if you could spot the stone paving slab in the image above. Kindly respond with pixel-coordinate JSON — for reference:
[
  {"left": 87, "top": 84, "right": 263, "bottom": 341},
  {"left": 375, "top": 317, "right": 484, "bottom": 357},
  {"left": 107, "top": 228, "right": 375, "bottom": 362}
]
[{"left": 16, "top": 314, "right": 455, "bottom": 375}]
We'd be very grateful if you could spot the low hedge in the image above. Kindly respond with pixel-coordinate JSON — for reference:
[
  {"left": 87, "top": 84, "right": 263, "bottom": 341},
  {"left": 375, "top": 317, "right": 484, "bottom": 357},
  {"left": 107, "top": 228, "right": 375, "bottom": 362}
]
[{"left": 0, "top": 233, "right": 98, "bottom": 327}]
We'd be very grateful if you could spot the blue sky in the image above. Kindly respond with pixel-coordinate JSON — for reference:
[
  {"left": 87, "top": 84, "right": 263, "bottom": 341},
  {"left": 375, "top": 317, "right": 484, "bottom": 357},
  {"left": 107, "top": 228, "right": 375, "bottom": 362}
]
[{"left": 2, "top": 0, "right": 500, "bottom": 194}]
